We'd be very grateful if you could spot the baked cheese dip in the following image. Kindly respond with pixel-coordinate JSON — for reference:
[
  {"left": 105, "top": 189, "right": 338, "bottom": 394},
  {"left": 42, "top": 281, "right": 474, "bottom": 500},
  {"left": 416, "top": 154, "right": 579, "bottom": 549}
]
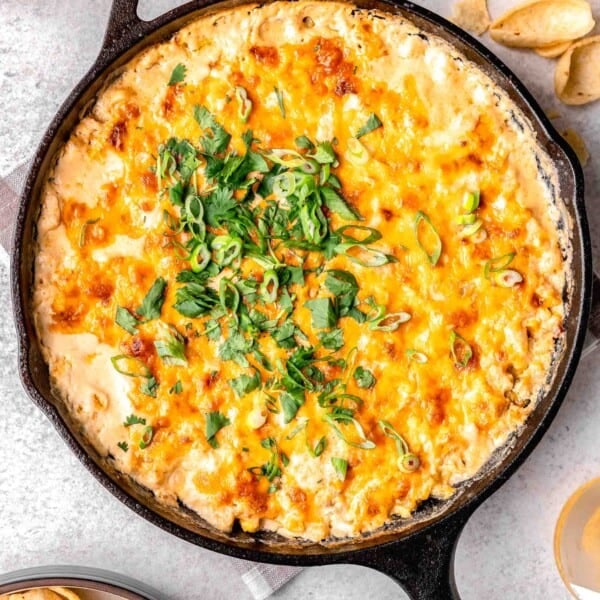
[{"left": 33, "top": 1, "right": 569, "bottom": 541}]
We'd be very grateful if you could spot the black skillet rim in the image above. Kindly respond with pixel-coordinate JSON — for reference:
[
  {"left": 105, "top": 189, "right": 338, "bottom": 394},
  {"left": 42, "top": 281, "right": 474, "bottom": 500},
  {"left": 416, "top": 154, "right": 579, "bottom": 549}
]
[{"left": 10, "top": 0, "right": 592, "bottom": 567}]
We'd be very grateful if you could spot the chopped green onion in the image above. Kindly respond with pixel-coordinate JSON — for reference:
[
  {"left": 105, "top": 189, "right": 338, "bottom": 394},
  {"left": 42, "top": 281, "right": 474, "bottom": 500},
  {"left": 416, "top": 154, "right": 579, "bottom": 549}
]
[
  {"left": 459, "top": 218, "right": 483, "bottom": 238},
  {"left": 219, "top": 278, "right": 241, "bottom": 316},
  {"left": 190, "top": 243, "right": 211, "bottom": 273},
  {"left": 79, "top": 218, "right": 100, "bottom": 247},
  {"left": 211, "top": 235, "right": 242, "bottom": 266},
  {"left": 455, "top": 213, "right": 477, "bottom": 226},
  {"left": 286, "top": 418, "right": 309, "bottom": 439},
  {"left": 399, "top": 453, "right": 421, "bottom": 473},
  {"left": 370, "top": 311, "right": 411, "bottom": 332},
  {"left": 300, "top": 203, "right": 328, "bottom": 244},
  {"left": 308, "top": 436, "right": 327, "bottom": 457},
  {"left": 406, "top": 349, "right": 428, "bottom": 363},
  {"left": 139, "top": 426, "right": 154, "bottom": 449},
  {"left": 111, "top": 355, "right": 152, "bottom": 378},
  {"left": 272, "top": 172, "right": 297, "bottom": 198},
  {"left": 345, "top": 137, "right": 369, "bottom": 165},
  {"left": 379, "top": 420, "right": 419, "bottom": 471},
  {"left": 493, "top": 269, "right": 523, "bottom": 287},
  {"left": 450, "top": 330, "right": 473, "bottom": 369},
  {"left": 414, "top": 211, "right": 442, "bottom": 266},
  {"left": 274, "top": 86, "right": 286, "bottom": 118},
  {"left": 462, "top": 190, "right": 480, "bottom": 213},
  {"left": 331, "top": 457, "right": 348, "bottom": 481},
  {"left": 323, "top": 413, "right": 375, "bottom": 450},
  {"left": 336, "top": 225, "right": 381, "bottom": 245},
  {"left": 235, "top": 86, "right": 253, "bottom": 122},
  {"left": 484, "top": 252, "right": 516, "bottom": 278},
  {"left": 334, "top": 243, "right": 396, "bottom": 267},
  {"left": 260, "top": 269, "right": 279, "bottom": 303}
]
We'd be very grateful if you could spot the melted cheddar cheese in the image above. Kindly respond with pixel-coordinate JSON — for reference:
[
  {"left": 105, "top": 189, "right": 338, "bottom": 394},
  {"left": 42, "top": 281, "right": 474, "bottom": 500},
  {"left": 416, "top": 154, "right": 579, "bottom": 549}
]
[{"left": 33, "top": 1, "right": 568, "bottom": 541}]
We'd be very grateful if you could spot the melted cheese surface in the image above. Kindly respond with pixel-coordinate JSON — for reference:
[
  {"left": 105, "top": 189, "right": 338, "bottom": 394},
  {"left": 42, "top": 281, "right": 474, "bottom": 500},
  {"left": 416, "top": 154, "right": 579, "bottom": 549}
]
[{"left": 34, "top": 1, "right": 568, "bottom": 541}]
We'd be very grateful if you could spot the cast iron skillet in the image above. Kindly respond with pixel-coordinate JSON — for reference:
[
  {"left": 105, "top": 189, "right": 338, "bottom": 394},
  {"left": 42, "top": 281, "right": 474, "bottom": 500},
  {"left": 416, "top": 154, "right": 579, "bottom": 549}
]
[{"left": 11, "top": 0, "right": 592, "bottom": 598}]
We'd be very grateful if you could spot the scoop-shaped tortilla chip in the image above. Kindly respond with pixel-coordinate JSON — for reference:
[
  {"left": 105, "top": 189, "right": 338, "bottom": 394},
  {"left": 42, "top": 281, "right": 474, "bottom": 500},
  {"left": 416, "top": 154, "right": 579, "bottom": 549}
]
[
  {"left": 555, "top": 35, "right": 600, "bottom": 105},
  {"left": 451, "top": 0, "right": 491, "bottom": 35},
  {"left": 0, "top": 588, "right": 80, "bottom": 600},
  {"left": 490, "top": 0, "right": 594, "bottom": 48},
  {"left": 535, "top": 40, "right": 572, "bottom": 57}
]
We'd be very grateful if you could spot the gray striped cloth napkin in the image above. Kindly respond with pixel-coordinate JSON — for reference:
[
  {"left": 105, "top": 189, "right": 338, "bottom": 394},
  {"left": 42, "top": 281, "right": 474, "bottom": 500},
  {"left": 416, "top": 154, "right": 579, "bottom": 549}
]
[{"left": 0, "top": 159, "right": 302, "bottom": 599}]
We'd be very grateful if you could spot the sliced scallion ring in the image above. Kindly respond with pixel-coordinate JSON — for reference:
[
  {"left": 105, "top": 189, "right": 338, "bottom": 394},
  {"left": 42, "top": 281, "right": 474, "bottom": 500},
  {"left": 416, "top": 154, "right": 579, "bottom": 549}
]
[
  {"left": 184, "top": 193, "right": 204, "bottom": 224},
  {"left": 459, "top": 218, "right": 483, "bottom": 238},
  {"left": 345, "top": 137, "right": 369, "bottom": 165},
  {"left": 370, "top": 312, "right": 411, "bottom": 332},
  {"left": 484, "top": 252, "right": 516, "bottom": 278},
  {"left": 260, "top": 269, "right": 279, "bottom": 303},
  {"left": 211, "top": 235, "right": 243, "bottom": 266},
  {"left": 334, "top": 243, "right": 396, "bottom": 267},
  {"left": 414, "top": 211, "right": 442, "bottom": 266},
  {"left": 471, "top": 228, "right": 488, "bottom": 244},
  {"left": 219, "top": 278, "right": 240, "bottom": 316},
  {"left": 300, "top": 203, "right": 328, "bottom": 244},
  {"left": 111, "top": 355, "right": 152, "bottom": 378},
  {"left": 450, "top": 330, "right": 473, "bottom": 369},
  {"left": 493, "top": 269, "right": 523, "bottom": 288},
  {"left": 455, "top": 213, "right": 477, "bottom": 226},
  {"left": 190, "top": 243, "right": 211, "bottom": 273},
  {"left": 235, "top": 86, "right": 253, "bottom": 122},
  {"left": 139, "top": 425, "right": 154, "bottom": 449},
  {"left": 399, "top": 453, "right": 420, "bottom": 473},
  {"left": 272, "top": 172, "right": 297, "bottom": 198},
  {"left": 323, "top": 413, "right": 376, "bottom": 450},
  {"left": 462, "top": 190, "right": 480, "bottom": 213},
  {"left": 336, "top": 225, "right": 382, "bottom": 245},
  {"left": 406, "top": 349, "right": 428, "bottom": 363}
]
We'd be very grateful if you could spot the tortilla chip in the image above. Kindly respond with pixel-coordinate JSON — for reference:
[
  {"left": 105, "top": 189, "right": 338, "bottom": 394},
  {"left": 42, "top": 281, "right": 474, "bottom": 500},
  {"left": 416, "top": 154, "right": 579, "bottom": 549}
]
[
  {"left": 535, "top": 40, "right": 572, "bottom": 58},
  {"left": 562, "top": 128, "right": 590, "bottom": 165},
  {"left": 451, "top": 0, "right": 491, "bottom": 35},
  {"left": 0, "top": 588, "right": 80, "bottom": 600},
  {"left": 555, "top": 35, "right": 600, "bottom": 105},
  {"left": 490, "top": 0, "right": 594, "bottom": 48}
]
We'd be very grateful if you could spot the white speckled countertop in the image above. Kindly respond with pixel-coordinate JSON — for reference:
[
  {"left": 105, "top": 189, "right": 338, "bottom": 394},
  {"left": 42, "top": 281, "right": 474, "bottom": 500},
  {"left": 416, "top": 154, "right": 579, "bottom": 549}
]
[{"left": 1, "top": 1, "right": 599, "bottom": 599}]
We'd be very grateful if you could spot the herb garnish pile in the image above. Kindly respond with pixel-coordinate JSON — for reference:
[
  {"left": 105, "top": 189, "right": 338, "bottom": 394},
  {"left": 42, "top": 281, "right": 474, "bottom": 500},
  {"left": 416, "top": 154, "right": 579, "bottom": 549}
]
[{"left": 113, "top": 97, "right": 421, "bottom": 483}]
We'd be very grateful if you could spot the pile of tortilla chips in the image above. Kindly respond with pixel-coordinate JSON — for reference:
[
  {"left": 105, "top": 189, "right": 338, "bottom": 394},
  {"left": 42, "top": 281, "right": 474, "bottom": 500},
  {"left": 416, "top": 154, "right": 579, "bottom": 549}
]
[
  {"left": 0, "top": 588, "right": 80, "bottom": 600},
  {"left": 451, "top": 0, "right": 599, "bottom": 106}
]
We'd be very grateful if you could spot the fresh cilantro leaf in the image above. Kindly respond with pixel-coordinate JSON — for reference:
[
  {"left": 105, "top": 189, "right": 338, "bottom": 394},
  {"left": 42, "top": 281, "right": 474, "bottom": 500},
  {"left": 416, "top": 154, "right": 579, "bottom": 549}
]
[
  {"left": 115, "top": 306, "right": 140, "bottom": 335},
  {"left": 325, "top": 270, "right": 360, "bottom": 319},
  {"left": 320, "top": 187, "right": 360, "bottom": 221},
  {"left": 137, "top": 277, "right": 166, "bottom": 321},
  {"left": 205, "top": 411, "right": 231, "bottom": 448},
  {"left": 205, "top": 319, "right": 222, "bottom": 341},
  {"left": 117, "top": 441, "right": 129, "bottom": 452},
  {"left": 154, "top": 327, "right": 187, "bottom": 366},
  {"left": 203, "top": 188, "right": 237, "bottom": 227},
  {"left": 305, "top": 298, "right": 337, "bottom": 329},
  {"left": 229, "top": 371, "right": 261, "bottom": 397},
  {"left": 140, "top": 376, "right": 158, "bottom": 398},
  {"left": 123, "top": 414, "right": 146, "bottom": 427},
  {"left": 169, "top": 380, "right": 183, "bottom": 394},
  {"left": 173, "top": 282, "right": 219, "bottom": 318},
  {"left": 310, "top": 141, "right": 336, "bottom": 164},
  {"left": 280, "top": 389, "right": 304, "bottom": 423},
  {"left": 194, "top": 105, "right": 231, "bottom": 155},
  {"left": 219, "top": 332, "right": 254, "bottom": 367},
  {"left": 168, "top": 63, "right": 187, "bottom": 86},
  {"left": 295, "top": 135, "right": 315, "bottom": 150},
  {"left": 353, "top": 366, "right": 376, "bottom": 389},
  {"left": 356, "top": 113, "right": 383, "bottom": 139},
  {"left": 318, "top": 328, "right": 344, "bottom": 351},
  {"left": 272, "top": 320, "right": 297, "bottom": 349},
  {"left": 278, "top": 288, "right": 294, "bottom": 314}
]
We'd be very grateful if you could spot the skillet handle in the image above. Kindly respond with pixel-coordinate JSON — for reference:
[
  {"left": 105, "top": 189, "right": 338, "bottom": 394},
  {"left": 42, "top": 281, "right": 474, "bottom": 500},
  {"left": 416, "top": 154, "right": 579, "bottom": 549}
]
[
  {"left": 351, "top": 514, "right": 469, "bottom": 600},
  {"left": 100, "top": 1, "right": 146, "bottom": 58}
]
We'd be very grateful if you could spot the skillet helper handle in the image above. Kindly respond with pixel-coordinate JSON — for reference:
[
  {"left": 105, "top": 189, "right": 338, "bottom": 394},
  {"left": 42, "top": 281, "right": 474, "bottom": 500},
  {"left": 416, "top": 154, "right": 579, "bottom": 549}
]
[
  {"left": 353, "top": 516, "right": 468, "bottom": 600},
  {"left": 100, "top": 0, "right": 146, "bottom": 59}
]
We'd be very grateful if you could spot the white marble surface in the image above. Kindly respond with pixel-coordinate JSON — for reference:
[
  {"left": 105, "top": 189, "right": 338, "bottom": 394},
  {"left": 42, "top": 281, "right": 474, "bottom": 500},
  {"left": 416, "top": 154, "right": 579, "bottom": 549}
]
[{"left": 1, "top": 1, "right": 599, "bottom": 599}]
